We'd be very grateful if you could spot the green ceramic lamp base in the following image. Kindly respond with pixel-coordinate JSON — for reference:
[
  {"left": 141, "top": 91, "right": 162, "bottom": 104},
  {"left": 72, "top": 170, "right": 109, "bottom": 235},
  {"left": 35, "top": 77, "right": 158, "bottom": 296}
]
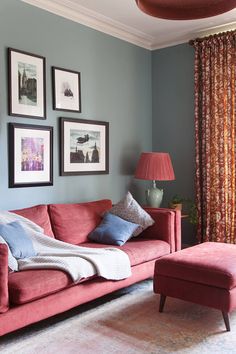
[{"left": 145, "top": 180, "right": 163, "bottom": 208}]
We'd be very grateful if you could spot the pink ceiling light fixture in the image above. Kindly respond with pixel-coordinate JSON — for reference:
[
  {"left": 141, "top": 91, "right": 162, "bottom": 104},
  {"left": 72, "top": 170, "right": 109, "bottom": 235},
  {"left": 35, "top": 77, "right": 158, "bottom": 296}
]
[
  {"left": 135, "top": 0, "right": 236, "bottom": 20},
  {"left": 135, "top": 152, "right": 175, "bottom": 207}
]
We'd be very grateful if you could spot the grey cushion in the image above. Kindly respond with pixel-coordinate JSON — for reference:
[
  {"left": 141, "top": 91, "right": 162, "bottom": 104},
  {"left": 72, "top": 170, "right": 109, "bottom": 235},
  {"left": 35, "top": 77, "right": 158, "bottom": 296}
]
[{"left": 110, "top": 191, "right": 154, "bottom": 236}]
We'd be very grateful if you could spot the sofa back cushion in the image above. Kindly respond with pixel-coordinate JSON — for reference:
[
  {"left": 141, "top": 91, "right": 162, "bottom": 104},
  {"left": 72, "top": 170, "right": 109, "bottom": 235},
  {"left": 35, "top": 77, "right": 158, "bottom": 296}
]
[
  {"left": 48, "top": 199, "right": 112, "bottom": 244},
  {"left": 0, "top": 244, "right": 9, "bottom": 313},
  {"left": 11, "top": 205, "right": 55, "bottom": 238}
]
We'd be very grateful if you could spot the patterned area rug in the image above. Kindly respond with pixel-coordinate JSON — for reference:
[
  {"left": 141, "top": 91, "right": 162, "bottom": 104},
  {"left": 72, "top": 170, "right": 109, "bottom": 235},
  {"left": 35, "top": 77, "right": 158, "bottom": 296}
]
[{"left": 1, "top": 279, "right": 236, "bottom": 354}]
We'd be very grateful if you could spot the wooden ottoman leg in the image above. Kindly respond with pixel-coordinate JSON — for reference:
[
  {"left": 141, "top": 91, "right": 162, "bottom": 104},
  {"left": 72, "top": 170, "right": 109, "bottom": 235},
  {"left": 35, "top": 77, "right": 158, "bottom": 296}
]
[
  {"left": 159, "top": 294, "right": 166, "bottom": 313},
  {"left": 222, "top": 311, "right": 230, "bottom": 331}
]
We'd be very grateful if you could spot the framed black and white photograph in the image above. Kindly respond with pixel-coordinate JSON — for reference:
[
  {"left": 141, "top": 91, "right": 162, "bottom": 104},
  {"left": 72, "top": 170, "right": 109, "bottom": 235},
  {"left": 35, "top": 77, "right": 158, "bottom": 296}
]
[
  {"left": 8, "top": 48, "right": 46, "bottom": 119},
  {"left": 60, "top": 118, "right": 109, "bottom": 175},
  {"left": 8, "top": 123, "right": 53, "bottom": 188},
  {"left": 52, "top": 67, "right": 81, "bottom": 112}
]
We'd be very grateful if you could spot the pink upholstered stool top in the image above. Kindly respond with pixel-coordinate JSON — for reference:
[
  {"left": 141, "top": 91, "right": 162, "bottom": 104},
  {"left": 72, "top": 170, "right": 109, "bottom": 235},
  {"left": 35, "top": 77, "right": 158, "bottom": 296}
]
[{"left": 155, "top": 242, "right": 236, "bottom": 290}]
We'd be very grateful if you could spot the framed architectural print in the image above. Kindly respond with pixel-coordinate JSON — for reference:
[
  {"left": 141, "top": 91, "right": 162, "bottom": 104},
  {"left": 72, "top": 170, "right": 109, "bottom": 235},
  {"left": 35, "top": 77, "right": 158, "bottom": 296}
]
[
  {"left": 52, "top": 67, "right": 81, "bottom": 112},
  {"left": 8, "top": 48, "right": 46, "bottom": 119},
  {"left": 8, "top": 123, "right": 53, "bottom": 188},
  {"left": 60, "top": 117, "right": 109, "bottom": 175}
]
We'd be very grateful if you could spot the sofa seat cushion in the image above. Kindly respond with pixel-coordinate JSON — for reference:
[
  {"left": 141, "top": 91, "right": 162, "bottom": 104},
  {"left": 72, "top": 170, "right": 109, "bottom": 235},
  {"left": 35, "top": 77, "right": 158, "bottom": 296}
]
[
  {"left": 8, "top": 269, "right": 75, "bottom": 305},
  {"left": 155, "top": 242, "right": 236, "bottom": 290},
  {"left": 49, "top": 199, "right": 112, "bottom": 244},
  {"left": 11, "top": 205, "right": 54, "bottom": 238},
  {"left": 8, "top": 239, "right": 169, "bottom": 305},
  {"left": 82, "top": 239, "right": 170, "bottom": 266}
]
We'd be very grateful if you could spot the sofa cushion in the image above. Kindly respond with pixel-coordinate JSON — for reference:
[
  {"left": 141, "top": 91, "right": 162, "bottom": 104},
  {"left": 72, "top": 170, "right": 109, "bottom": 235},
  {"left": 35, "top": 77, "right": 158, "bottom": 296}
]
[
  {"left": 82, "top": 239, "right": 170, "bottom": 267},
  {"left": 8, "top": 239, "right": 170, "bottom": 305},
  {"left": 0, "top": 244, "right": 9, "bottom": 313},
  {"left": 110, "top": 191, "right": 154, "bottom": 236},
  {"left": 0, "top": 221, "right": 37, "bottom": 259},
  {"left": 49, "top": 199, "right": 112, "bottom": 244},
  {"left": 88, "top": 212, "right": 139, "bottom": 246},
  {"left": 8, "top": 269, "right": 74, "bottom": 305},
  {"left": 12, "top": 205, "right": 54, "bottom": 238}
]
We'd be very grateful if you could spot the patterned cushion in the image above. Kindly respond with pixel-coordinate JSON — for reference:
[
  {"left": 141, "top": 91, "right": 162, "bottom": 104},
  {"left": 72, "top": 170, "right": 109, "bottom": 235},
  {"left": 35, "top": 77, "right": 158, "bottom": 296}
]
[{"left": 109, "top": 192, "right": 154, "bottom": 236}]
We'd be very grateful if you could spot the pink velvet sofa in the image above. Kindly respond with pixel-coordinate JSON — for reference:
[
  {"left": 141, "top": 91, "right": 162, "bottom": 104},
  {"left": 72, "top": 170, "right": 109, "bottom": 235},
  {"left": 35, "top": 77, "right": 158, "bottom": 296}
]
[{"left": 0, "top": 199, "right": 181, "bottom": 336}]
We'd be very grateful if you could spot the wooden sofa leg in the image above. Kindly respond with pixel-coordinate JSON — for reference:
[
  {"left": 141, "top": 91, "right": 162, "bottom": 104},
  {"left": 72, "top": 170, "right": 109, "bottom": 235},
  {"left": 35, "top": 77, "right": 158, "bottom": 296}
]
[
  {"left": 159, "top": 294, "right": 166, "bottom": 313},
  {"left": 222, "top": 311, "right": 230, "bottom": 331}
]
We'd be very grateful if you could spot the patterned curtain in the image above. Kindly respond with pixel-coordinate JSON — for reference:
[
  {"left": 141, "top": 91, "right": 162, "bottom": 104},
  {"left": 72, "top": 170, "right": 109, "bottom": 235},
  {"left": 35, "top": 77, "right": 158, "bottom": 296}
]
[{"left": 191, "top": 31, "right": 236, "bottom": 243}]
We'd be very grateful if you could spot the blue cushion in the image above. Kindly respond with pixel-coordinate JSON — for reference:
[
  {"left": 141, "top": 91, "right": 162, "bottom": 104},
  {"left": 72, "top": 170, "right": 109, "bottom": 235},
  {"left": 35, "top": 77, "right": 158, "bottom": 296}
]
[
  {"left": 0, "top": 221, "right": 37, "bottom": 259},
  {"left": 89, "top": 212, "right": 140, "bottom": 246}
]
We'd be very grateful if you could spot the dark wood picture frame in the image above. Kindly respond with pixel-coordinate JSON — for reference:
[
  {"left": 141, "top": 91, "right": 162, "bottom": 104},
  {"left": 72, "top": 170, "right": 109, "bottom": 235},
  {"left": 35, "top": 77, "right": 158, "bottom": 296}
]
[
  {"left": 8, "top": 48, "right": 46, "bottom": 119},
  {"left": 60, "top": 117, "right": 109, "bottom": 176},
  {"left": 8, "top": 123, "right": 53, "bottom": 188},
  {"left": 52, "top": 66, "right": 81, "bottom": 112}
]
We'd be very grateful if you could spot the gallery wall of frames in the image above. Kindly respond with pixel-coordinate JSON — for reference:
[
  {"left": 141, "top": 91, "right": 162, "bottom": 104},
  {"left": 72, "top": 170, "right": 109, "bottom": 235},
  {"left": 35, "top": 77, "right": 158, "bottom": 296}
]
[{"left": 7, "top": 47, "right": 109, "bottom": 188}]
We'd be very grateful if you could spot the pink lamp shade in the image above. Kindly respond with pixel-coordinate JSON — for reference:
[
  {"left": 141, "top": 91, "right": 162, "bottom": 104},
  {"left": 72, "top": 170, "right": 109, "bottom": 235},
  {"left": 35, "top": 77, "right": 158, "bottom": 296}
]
[
  {"left": 135, "top": 0, "right": 236, "bottom": 20},
  {"left": 135, "top": 152, "right": 175, "bottom": 181}
]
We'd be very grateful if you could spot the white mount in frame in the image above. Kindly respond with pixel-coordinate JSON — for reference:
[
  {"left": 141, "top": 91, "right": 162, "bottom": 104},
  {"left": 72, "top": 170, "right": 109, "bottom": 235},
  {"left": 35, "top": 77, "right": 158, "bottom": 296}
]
[
  {"left": 60, "top": 117, "right": 109, "bottom": 175},
  {"left": 8, "top": 48, "right": 46, "bottom": 119}
]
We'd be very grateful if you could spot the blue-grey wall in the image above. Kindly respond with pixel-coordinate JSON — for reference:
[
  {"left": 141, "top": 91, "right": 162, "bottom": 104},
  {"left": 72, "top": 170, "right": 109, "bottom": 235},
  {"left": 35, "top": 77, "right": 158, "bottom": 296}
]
[
  {"left": 0, "top": 1, "right": 197, "bottom": 244},
  {"left": 152, "top": 44, "right": 196, "bottom": 244},
  {"left": 0, "top": 0, "right": 152, "bottom": 210}
]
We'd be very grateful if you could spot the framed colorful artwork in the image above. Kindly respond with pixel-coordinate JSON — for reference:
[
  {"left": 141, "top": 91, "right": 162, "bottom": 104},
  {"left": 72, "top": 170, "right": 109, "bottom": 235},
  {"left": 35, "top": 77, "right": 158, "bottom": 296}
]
[
  {"left": 60, "top": 117, "right": 109, "bottom": 175},
  {"left": 8, "top": 48, "right": 46, "bottom": 119},
  {"left": 8, "top": 123, "right": 53, "bottom": 188},
  {"left": 52, "top": 67, "right": 81, "bottom": 112}
]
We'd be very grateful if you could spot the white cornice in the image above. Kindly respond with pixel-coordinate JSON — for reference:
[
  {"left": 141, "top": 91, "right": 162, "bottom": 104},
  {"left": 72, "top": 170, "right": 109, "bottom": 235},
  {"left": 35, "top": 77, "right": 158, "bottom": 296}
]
[
  {"left": 194, "top": 22, "right": 236, "bottom": 38},
  {"left": 22, "top": 0, "right": 236, "bottom": 51},
  {"left": 151, "top": 22, "right": 236, "bottom": 50},
  {"left": 22, "top": 0, "right": 155, "bottom": 50}
]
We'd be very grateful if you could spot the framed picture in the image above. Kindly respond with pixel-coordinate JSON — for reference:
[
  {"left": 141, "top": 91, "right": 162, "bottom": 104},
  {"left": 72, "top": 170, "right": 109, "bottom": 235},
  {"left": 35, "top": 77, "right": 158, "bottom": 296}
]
[
  {"left": 8, "top": 48, "right": 46, "bottom": 119},
  {"left": 8, "top": 123, "right": 53, "bottom": 188},
  {"left": 52, "top": 67, "right": 81, "bottom": 112},
  {"left": 60, "top": 117, "right": 109, "bottom": 175}
]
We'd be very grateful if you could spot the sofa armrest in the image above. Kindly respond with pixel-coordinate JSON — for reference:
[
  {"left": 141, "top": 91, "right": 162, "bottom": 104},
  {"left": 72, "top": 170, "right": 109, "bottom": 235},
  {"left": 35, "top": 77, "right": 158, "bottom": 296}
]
[
  {"left": 141, "top": 208, "right": 181, "bottom": 252},
  {"left": 0, "top": 244, "right": 9, "bottom": 313}
]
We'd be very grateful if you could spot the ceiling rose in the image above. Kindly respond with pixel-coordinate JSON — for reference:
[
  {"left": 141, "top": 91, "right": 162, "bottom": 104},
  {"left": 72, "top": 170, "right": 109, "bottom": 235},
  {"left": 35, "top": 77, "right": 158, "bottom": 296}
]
[{"left": 135, "top": 0, "right": 236, "bottom": 20}]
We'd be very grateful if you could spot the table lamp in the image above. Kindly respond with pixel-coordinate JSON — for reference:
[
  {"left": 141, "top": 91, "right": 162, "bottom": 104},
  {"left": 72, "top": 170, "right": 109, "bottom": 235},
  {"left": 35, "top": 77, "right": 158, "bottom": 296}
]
[{"left": 135, "top": 152, "right": 175, "bottom": 207}]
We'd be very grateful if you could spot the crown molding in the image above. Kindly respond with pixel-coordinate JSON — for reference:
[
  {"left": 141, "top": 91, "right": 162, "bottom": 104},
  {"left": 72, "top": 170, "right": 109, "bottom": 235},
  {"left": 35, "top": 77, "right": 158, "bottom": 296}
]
[
  {"left": 151, "top": 21, "right": 236, "bottom": 50},
  {"left": 151, "top": 39, "right": 189, "bottom": 50},
  {"left": 194, "top": 21, "right": 236, "bottom": 38},
  {"left": 22, "top": 0, "right": 236, "bottom": 51},
  {"left": 22, "top": 0, "right": 155, "bottom": 50}
]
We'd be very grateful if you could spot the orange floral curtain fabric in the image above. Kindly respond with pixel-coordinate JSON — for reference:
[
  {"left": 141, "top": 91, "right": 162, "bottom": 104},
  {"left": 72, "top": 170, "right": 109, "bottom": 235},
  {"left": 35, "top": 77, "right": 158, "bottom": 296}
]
[{"left": 192, "top": 31, "right": 236, "bottom": 243}]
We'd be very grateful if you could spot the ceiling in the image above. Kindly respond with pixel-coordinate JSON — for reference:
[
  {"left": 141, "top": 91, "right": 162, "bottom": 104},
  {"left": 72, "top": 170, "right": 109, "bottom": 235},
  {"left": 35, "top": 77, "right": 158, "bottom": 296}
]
[{"left": 22, "top": 0, "right": 236, "bottom": 50}]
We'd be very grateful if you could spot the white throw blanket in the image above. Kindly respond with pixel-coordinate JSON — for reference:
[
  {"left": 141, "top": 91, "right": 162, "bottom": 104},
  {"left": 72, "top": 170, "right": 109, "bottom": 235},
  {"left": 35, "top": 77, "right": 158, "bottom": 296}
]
[{"left": 0, "top": 211, "right": 131, "bottom": 282}]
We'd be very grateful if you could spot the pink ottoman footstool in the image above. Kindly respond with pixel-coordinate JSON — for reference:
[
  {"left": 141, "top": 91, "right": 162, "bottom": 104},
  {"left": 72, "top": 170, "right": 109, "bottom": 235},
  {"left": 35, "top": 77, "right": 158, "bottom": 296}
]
[{"left": 154, "top": 242, "right": 236, "bottom": 331}]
